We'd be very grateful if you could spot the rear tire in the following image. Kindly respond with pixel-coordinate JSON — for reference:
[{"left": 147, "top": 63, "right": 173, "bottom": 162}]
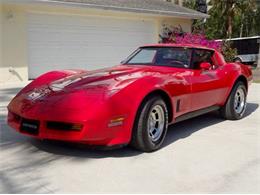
[
  {"left": 220, "top": 81, "right": 247, "bottom": 120},
  {"left": 234, "top": 58, "right": 242, "bottom": 63},
  {"left": 130, "top": 96, "right": 168, "bottom": 152}
]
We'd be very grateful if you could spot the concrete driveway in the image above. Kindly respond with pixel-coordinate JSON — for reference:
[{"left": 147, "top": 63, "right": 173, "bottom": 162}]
[{"left": 0, "top": 82, "right": 259, "bottom": 193}]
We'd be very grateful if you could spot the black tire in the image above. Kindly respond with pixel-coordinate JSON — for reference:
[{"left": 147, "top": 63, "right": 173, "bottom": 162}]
[
  {"left": 130, "top": 96, "right": 168, "bottom": 152},
  {"left": 234, "top": 58, "right": 242, "bottom": 63},
  {"left": 220, "top": 81, "right": 247, "bottom": 120}
]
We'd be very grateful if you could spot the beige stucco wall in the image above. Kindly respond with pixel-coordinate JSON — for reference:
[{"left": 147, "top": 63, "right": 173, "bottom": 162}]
[
  {"left": 1, "top": 3, "right": 28, "bottom": 83},
  {"left": 0, "top": 3, "right": 3, "bottom": 73},
  {"left": 161, "top": 18, "right": 192, "bottom": 33},
  {"left": 0, "top": 2, "right": 192, "bottom": 83}
]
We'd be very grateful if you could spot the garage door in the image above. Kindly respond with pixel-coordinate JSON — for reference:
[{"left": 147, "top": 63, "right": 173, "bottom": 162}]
[{"left": 27, "top": 13, "right": 157, "bottom": 79}]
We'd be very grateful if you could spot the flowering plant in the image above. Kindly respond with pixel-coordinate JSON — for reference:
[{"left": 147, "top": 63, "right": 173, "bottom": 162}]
[
  {"left": 175, "top": 33, "right": 222, "bottom": 51},
  {"left": 160, "top": 25, "right": 222, "bottom": 51},
  {"left": 159, "top": 25, "right": 237, "bottom": 62}
]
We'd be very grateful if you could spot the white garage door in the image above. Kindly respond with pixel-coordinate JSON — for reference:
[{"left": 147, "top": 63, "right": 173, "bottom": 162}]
[{"left": 27, "top": 13, "right": 157, "bottom": 79}]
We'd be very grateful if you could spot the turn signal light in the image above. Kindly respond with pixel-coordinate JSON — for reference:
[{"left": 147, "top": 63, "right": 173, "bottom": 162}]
[{"left": 108, "top": 117, "right": 125, "bottom": 127}]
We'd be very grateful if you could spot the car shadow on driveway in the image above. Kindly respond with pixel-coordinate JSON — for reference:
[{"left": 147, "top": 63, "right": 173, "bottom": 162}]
[
  {"left": 0, "top": 103, "right": 258, "bottom": 193},
  {"left": 0, "top": 87, "right": 23, "bottom": 103},
  {"left": 164, "top": 101, "right": 259, "bottom": 148},
  {"left": 25, "top": 102, "right": 259, "bottom": 158}
]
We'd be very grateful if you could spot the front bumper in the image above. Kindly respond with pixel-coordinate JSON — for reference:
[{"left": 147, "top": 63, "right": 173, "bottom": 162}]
[
  {"left": 7, "top": 108, "right": 130, "bottom": 146},
  {"left": 7, "top": 87, "right": 135, "bottom": 146}
]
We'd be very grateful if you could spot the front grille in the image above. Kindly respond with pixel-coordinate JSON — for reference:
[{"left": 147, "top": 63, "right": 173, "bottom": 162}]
[
  {"left": 46, "top": 121, "right": 82, "bottom": 131},
  {"left": 20, "top": 118, "right": 40, "bottom": 135}
]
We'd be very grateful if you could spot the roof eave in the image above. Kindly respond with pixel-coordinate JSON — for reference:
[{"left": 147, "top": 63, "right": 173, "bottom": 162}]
[{"left": 18, "top": 0, "right": 209, "bottom": 19}]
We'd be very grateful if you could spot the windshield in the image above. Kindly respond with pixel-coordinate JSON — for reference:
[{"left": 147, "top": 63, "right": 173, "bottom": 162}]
[{"left": 124, "top": 47, "right": 192, "bottom": 68}]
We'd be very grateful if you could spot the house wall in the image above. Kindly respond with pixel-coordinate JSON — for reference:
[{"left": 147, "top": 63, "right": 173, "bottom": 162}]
[
  {"left": 1, "top": 3, "right": 28, "bottom": 83},
  {"left": 0, "top": 3, "right": 3, "bottom": 74},
  {"left": 159, "top": 17, "right": 192, "bottom": 33},
  {"left": 0, "top": 2, "right": 192, "bottom": 83}
]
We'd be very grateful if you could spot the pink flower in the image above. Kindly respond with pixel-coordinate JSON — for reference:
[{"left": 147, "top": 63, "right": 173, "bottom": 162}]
[{"left": 170, "top": 33, "right": 222, "bottom": 51}]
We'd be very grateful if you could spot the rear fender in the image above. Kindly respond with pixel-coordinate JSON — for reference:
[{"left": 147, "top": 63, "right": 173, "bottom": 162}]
[{"left": 222, "top": 63, "right": 251, "bottom": 104}]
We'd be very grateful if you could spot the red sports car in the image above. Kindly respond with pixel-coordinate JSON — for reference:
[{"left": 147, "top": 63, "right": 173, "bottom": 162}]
[{"left": 7, "top": 44, "right": 253, "bottom": 152}]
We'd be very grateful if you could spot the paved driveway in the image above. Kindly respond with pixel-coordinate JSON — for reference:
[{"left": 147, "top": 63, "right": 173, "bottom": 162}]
[{"left": 0, "top": 82, "right": 259, "bottom": 193}]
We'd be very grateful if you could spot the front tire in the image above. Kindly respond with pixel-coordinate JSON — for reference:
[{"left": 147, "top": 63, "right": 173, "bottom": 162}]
[
  {"left": 220, "top": 81, "right": 247, "bottom": 120},
  {"left": 130, "top": 96, "right": 168, "bottom": 152}
]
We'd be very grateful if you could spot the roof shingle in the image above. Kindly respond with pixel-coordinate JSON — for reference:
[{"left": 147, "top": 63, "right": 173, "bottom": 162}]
[{"left": 41, "top": 0, "right": 209, "bottom": 19}]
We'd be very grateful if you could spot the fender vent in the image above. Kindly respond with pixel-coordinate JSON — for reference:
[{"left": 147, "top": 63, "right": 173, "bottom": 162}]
[{"left": 176, "top": 99, "right": 181, "bottom": 112}]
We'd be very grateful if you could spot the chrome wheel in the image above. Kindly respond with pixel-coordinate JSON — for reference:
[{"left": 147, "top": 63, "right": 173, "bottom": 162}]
[
  {"left": 234, "top": 87, "right": 246, "bottom": 114},
  {"left": 147, "top": 105, "right": 165, "bottom": 142}
]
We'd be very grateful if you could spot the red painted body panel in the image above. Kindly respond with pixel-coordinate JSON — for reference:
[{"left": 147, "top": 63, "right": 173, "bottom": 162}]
[{"left": 7, "top": 44, "right": 253, "bottom": 146}]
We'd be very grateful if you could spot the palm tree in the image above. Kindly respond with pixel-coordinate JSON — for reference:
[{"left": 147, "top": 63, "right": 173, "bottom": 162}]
[
  {"left": 207, "top": 0, "right": 256, "bottom": 38},
  {"left": 238, "top": 0, "right": 257, "bottom": 37},
  {"left": 184, "top": 0, "right": 258, "bottom": 38},
  {"left": 225, "top": 0, "right": 236, "bottom": 38}
]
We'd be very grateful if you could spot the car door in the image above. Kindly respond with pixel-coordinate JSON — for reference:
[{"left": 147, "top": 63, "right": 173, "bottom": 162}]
[{"left": 189, "top": 49, "right": 228, "bottom": 111}]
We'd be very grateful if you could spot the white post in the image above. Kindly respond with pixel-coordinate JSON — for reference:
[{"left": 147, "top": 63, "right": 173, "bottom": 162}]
[{"left": 178, "top": 0, "right": 183, "bottom": 6}]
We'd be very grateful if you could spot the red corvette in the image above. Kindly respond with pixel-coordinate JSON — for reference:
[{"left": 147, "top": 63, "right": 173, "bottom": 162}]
[{"left": 7, "top": 44, "right": 253, "bottom": 152}]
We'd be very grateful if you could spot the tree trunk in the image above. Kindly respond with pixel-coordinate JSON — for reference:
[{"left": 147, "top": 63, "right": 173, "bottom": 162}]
[
  {"left": 227, "top": 15, "right": 232, "bottom": 38},
  {"left": 240, "top": 13, "right": 244, "bottom": 37},
  {"left": 226, "top": 0, "right": 234, "bottom": 38}
]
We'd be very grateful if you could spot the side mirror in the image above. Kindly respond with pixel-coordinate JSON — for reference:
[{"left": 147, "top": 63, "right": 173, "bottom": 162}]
[
  {"left": 200, "top": 62, "right": 211, "bottom": 70},
  {"left": 120, "top": 60, "right": 126, "bottom": 64}
]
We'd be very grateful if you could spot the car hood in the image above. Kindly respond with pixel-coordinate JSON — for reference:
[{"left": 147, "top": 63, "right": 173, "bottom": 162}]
[
  {"left": 10, "top": 65, "right": 151, "bottom": 110},
  {"left": 9, "top": 65, "right": 187, "bottom": 114},
  {"left": 48, "top": 65, "right": 151, "bottom": 92}
]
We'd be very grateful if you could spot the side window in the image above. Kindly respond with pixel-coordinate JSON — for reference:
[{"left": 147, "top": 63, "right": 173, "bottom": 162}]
[
  {"left": 192, "top": 49, "right": 214, "bottom": 69},
  {"left": 127, "top": 49, "right": 157, "bottom": 64},
  {"left": 155, "top": 48, "right": 191, "bottom": 68}
]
